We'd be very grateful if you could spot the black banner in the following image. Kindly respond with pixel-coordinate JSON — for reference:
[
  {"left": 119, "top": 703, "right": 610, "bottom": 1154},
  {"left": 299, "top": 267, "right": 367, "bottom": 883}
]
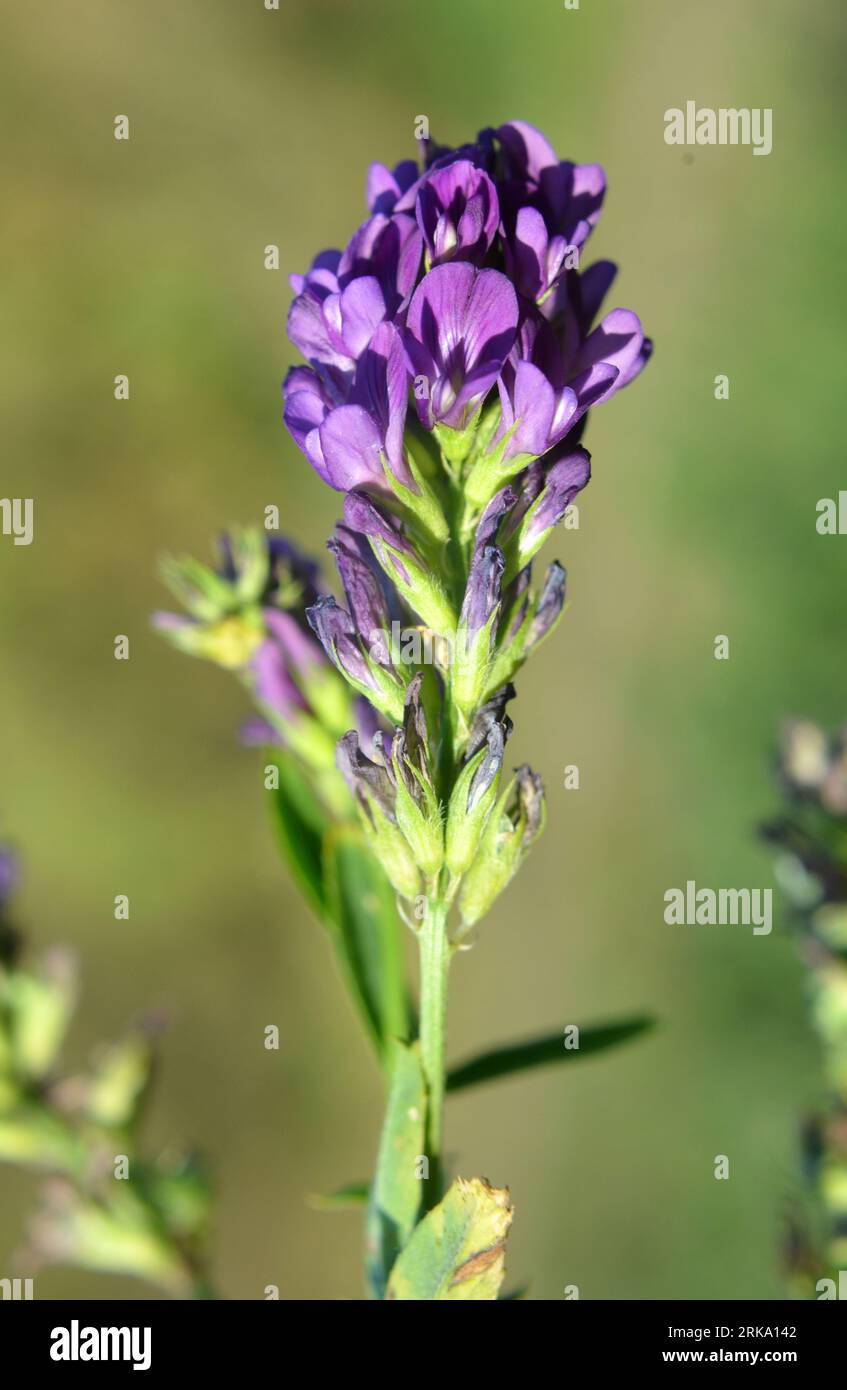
[{"left": 0, "top": 1298, "right": 843, "bottom": 1375}]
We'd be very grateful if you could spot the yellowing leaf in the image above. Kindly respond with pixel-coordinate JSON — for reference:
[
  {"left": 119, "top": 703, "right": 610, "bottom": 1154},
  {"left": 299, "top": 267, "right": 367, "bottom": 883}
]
[{"left": 386, "top": 1176, "right": 512, "bottom": 1301}]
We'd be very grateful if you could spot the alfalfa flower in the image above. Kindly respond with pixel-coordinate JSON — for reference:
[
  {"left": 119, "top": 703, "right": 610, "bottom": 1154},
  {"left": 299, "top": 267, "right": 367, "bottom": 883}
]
[{"left": 159, "top": 116, "right": 654, "bottom": 1301}]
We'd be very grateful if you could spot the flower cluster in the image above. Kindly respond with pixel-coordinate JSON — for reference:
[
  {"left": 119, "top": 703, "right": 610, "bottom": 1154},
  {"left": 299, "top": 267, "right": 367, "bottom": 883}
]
[
  {"left": 154, "top": 529, "right": 379, "bottom": 819},
  {"left": 0, "top": 845, "right": 211, "bottom": 1296},
  {"left": 283, "top": 120, "right": 650, "bottom": 500},
  {"left": 761, "top": 721, "right": 847, "bottom": 1293},
  {"left": 281, "top": 120, "right": 651, "bottom": 922}
]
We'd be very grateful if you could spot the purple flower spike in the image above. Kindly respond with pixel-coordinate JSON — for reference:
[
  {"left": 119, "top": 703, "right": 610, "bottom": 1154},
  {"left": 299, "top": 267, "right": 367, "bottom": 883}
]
[
  {"left": 416, "top": 159, "right": 499, "bottom": 267},
  {"left": 313, "top": 322, "right": 412, "bottom": 494},
  {"left": 306, "top": 595, "right": 377, "bottom": 692},
  {"left": 404, "top": 263, "right": 518, "bottom": 431}
]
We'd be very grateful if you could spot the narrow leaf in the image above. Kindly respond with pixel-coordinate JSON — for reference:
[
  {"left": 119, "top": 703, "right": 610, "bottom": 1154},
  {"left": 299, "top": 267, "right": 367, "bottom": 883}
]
[
  {"left": 366, "top": 1041, "right": 426, "bottom": 1298},
  {"left": 447, "top": 1014, "right": 656, "bottom": 1094},
  {"left": 268, "top": 752, "right": 327, "bottom": 917},
  {"left": 309, "top": 1182, "right": 369, "bottom": 1212},
  {"left": 324, "top": 826, "right": 410, "bottom": 1061},
  {"left": 386, "top": 1176, "right": 513, "bottom": 1301}
]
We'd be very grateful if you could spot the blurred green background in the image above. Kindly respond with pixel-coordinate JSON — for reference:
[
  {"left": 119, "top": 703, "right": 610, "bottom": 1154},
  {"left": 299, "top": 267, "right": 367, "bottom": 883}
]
[{"left": 1, "top": 0, "right": 845, "bottom": 1299}]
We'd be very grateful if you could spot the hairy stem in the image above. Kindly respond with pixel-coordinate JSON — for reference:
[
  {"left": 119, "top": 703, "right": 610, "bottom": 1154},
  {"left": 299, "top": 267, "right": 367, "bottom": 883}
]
[{"left": 418, "top": 895, "right": 450, "bottom": 1204}]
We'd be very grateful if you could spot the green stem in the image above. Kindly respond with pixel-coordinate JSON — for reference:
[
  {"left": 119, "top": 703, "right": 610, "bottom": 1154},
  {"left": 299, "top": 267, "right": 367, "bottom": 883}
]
[{"left": 418, "top": 896, "right": 450, "bottom": 1204}]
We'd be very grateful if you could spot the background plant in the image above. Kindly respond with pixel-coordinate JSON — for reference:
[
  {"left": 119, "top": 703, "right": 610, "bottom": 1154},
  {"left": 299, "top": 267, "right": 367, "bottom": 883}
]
[
  {"left": 762, "top": 721, "right": 847, "bottom": 1298},
  {"left": 157, "top": 119, "right": 655, "bottom": 1299},
  {"left": 0, "top": 845, "right": 212, "bottom": 1298}
]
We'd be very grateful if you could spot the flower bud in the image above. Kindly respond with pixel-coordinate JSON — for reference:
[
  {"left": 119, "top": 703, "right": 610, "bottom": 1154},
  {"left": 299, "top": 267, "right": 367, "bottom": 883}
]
[
  {"left": 526, "top": 561, "right": 567, "bottom": 652},
  {"left": 453, "top": 546, "right": 504, "bottom": 719},
  {"left": 458, "top": 764, "right": 546, "bottom": 928},
  {"left": 26, "top": 1179, "right": 196, "bottom": 1296},
  {"left": 344, "top": 492, "right": 456, "bottom": 638},
  {"left": 445, "top": 716, "right": 508, "bottom": 878},
  {"left": 152, "top": 609, "right": 265, "bottom": 670},
  {"left": 327, "top": 525, "right": 397, "bottom": 669},
  {"left": 336, "top": 732, "right": 421, "bottom": 900},
  {"left": 387, "top": 675, "right": 444, "bottom": 880},
  {"left": 512, "top": 449, "right": 590, "bottom": 569},
  {"left": 307, "top": 596, "right": 406, "bottom": 725}
]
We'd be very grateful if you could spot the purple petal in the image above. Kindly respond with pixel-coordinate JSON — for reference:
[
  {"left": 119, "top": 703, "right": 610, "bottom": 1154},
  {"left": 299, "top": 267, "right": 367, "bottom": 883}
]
[
  {"left": 264, "top": 609, "right": 324, "bottom": 674},
  {"left": 328, "top": 524, "right": 395, "bottom": 662},
  {"left": 404, "top": 264, "right": 518, "bottom": 429},
  {"left": 239, "top": 716, "right": 283, "bottom": 748},
  {"left": 527, "top": 561, "right": 567, "bottom": 649},
  {"left": 460, "top": 544, "right": 504, "bottom": 638},
  {"left": 522, "top": 449, "right": 591, "bottom": 551},
  {"left": 251, "top": 637, "right": 307, "bottom": 722},
  {"left": 497, "top": 120, "right": 559, "bottom": 182},
  {"left": 350, "top": 321, "right": 412, "bottom": 485},
  {"left": 568, "top": 361, "right": 620, "bottom": 417},
  {"left": 318, "top": 404, "right": 385, "bottom": 492},
  {"left": 367, "top": 159, "right": 419, "bottom": 215},
  {"left": 306, "top": 595, "right": 375, "bottom": 691},
  {"left": 415, "top": 160, "right": 499, "bottom": 266},
  {"left": 283, "top": 378, "right": 330, "bottom": 456},
  {"left": 322, "top": 276, "right": 386, "bottom": 360},
  {"left": 577, "top": 260, "right": 618, "bottom": 329},
  {"left": 574, "top": 308, "right": 644, "bottom": 384},
  {"left": 287, "top": 289, "right": 349, "bottom": 372},
  {"left": 0, "top": 847, "right": 19, "bottom": 908}
]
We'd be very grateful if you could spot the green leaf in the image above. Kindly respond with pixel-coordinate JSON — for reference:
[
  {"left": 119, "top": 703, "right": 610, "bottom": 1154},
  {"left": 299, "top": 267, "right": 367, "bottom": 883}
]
[
  {"left": 4, "top": 950, "right": 76, "bottom": 1083},
  {"left": 309, "top": 1182, "right": 369, "bottom": 1212},
  {"left": 84, "top": 1030, "right": 155, "bottom": 1134},
  {"left": 268, "top": 752, "right": 328, "bottom": 917},
  {"left": 0, "top": 1103, "right": 85, "bottom": 1173},
  {"left": 446, "top": 1014, "right": 656, "bottom": 1094},
  {"left": 323, "top": 826, "right": 409, "bottom": 1062},
  {"left": 366, "top": 1041, "right": 426, "bottom": 1299},
  {"left": 386, "top": 1176, "right": 513, "bottom": 1301}
]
